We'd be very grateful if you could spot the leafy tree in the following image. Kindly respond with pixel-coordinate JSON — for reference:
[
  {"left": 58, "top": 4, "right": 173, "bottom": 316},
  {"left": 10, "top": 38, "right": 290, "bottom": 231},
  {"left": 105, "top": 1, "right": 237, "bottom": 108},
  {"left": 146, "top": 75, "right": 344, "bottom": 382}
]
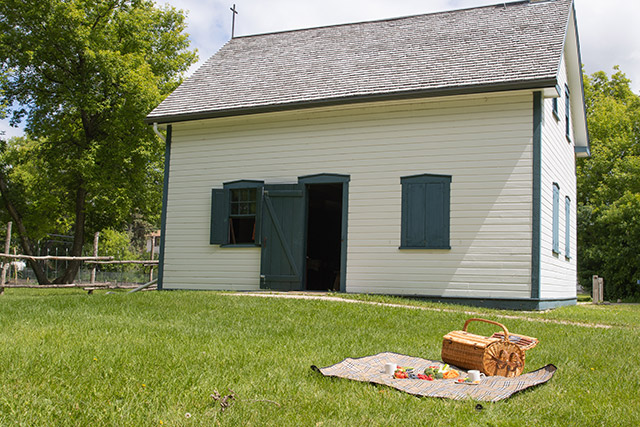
[
  {"left": 0, "top": 0, "right": 196, "bottom": 284},
  {"left": 577, "top": 67, "right": 640, "bottom": 300},
  {"left": 96, "top": 228, "right": 141, "bottom": 273}
]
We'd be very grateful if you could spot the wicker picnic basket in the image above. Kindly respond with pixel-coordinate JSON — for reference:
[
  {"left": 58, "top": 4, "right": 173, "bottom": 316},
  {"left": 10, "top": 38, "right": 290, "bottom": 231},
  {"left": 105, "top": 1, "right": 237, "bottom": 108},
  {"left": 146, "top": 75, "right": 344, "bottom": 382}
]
[{"left": 441, "top": 318, "right": 539, "bottom": 377}]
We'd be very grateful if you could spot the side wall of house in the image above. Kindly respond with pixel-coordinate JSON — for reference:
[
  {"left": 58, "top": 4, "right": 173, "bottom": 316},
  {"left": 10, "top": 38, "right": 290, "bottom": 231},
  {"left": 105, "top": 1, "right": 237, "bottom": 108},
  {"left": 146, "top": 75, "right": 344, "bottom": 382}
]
[
  {"left": 162, "top": 92, "right": 535, "bottom": 298},
  {"left": 538, "top": 55, "right": 578, "bottom": 299}
]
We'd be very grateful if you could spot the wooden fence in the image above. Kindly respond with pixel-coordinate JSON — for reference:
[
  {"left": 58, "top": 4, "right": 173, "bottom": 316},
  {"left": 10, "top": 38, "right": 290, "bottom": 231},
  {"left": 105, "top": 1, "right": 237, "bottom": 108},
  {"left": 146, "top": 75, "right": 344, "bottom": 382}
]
[{"left": 0, "top": 223, "right": 159, "bottom": 295}]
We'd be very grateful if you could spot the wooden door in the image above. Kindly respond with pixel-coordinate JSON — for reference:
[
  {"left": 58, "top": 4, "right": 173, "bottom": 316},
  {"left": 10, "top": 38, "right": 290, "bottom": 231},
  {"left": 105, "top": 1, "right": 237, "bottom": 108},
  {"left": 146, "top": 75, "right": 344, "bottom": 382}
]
[{"left": 259, "top": 184, "right": 306, "bottom": 290}]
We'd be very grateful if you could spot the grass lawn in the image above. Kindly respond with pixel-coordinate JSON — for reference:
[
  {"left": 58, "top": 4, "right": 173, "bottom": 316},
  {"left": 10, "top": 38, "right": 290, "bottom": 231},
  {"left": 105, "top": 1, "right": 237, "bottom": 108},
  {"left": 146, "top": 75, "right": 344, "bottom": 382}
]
[{"left": 0, "top": 289, "right": 638, "bottom": 426}]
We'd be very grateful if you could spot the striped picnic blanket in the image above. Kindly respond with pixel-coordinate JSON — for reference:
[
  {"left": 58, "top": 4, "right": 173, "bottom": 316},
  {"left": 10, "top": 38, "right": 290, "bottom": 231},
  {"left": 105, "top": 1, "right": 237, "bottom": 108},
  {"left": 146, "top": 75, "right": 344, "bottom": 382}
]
[{"left": 312, "top": 352, "right": 556, "bottom": 402}]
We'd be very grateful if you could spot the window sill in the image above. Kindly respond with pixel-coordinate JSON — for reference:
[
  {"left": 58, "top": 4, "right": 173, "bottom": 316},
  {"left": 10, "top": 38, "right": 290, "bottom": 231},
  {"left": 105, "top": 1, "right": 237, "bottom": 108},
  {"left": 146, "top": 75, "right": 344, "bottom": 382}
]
[{"left": 220, "top": 243, "right": 261, "bottom": 248}]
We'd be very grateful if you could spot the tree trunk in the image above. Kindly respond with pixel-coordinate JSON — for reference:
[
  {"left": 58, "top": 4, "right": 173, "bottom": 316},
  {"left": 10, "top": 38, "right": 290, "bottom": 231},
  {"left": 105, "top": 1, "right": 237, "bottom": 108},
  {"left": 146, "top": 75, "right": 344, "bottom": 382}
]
[
  {"left": 0, "top": 171, "right": 51, "bottom": 285},
  {"left": 53, "top": 183, "right": 87, "bottom": 284}
]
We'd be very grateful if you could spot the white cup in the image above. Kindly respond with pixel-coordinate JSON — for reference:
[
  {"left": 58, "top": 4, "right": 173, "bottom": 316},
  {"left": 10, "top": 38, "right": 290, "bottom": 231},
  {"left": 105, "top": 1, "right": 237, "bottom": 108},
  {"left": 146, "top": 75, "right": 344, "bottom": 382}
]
[
  {"left": 384, "top": 363, "right": 397, "bottom": 376},
  {"left": 468, "top": 370, "right": 486, "bottom": 382}
]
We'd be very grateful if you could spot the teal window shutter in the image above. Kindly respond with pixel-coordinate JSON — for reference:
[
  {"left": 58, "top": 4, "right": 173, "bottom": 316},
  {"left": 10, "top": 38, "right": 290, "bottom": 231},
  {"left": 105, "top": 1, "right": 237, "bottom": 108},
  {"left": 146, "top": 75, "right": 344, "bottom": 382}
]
[
  {"left": 403, "top": 181, "right": 427, "bottom": 247},
  {"left": 565, "top": 85, "right": 571, "bottom": 140},
  {"left": 210, "top": 188, "right": 229, "bottom": 244},
  {"left": 401, "top": 174, "right": 451, "bottom": 249},
  {"left": 552, "top": 183, "right": 560, "bottom": 254},
  {"left": 565, "top": 196, "right": 571, "bottom": 258}
]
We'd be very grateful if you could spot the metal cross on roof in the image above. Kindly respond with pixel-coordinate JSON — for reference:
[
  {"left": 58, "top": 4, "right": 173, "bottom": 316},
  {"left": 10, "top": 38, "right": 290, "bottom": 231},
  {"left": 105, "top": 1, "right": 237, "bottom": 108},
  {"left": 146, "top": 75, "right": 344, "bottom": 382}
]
[{"left": 230, "top": 4, "right": 238, "bottom": 39}]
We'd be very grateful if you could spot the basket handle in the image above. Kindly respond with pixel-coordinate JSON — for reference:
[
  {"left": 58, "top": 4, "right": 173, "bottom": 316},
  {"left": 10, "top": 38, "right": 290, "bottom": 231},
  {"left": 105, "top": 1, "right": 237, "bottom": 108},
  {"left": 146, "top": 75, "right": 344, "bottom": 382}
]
[{"left": 462, "top": 318, "right": 510, "bottom": 342}]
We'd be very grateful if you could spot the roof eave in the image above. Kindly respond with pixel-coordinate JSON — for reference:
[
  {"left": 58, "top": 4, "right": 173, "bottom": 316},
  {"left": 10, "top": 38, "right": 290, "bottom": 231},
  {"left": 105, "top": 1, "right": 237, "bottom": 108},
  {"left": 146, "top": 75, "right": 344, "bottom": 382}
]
[
  {"left": 563, "top": 2, "right": 590, "bottom": 154},
  {"left": 145, "top": 77, "right": 559, "bottom": 125}
]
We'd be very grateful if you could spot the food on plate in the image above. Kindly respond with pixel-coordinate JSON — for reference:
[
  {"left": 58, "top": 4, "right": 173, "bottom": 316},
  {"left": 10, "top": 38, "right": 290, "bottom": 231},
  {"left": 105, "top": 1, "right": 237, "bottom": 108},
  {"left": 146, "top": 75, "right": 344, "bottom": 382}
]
[
  {"left": 423, "top": 364, "right": 459, "bottom": 379},
  {"left": 392, "top": 363, "right": 460, "bottom": 380}
]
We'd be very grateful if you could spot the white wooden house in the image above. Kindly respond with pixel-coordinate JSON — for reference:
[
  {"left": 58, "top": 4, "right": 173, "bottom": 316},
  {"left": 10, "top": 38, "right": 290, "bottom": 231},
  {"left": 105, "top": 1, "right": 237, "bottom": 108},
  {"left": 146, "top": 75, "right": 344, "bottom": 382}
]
[{"left": 146, "top": 0, "right": 589, "bottom": 309}]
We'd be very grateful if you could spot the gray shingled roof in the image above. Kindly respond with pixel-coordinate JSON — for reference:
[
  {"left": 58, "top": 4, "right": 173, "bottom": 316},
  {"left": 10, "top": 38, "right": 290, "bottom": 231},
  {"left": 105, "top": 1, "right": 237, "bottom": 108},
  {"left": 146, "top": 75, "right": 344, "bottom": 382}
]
[{"left": 147, "top": 0, "right": 573, "bottom": 123}]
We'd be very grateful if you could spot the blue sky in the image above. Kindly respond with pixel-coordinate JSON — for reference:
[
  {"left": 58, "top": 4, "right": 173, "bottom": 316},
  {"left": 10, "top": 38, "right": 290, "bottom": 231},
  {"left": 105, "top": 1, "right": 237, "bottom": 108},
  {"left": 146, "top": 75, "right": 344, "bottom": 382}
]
[{"left": 1, "top": 0, "right": 638, "bottom": 138}]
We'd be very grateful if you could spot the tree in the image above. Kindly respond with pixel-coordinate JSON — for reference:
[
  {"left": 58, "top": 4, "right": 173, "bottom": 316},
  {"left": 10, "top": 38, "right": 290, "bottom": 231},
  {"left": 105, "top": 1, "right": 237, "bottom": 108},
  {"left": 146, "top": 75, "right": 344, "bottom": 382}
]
[
  {"left": 0, "top": 70, "right": 6, "bottom": 120},
  {"left": 0, "top": 0, "right": 197, "bottom": 284},
  {"left": 577, "top": 67, "right": 640, "bottom": 300}
]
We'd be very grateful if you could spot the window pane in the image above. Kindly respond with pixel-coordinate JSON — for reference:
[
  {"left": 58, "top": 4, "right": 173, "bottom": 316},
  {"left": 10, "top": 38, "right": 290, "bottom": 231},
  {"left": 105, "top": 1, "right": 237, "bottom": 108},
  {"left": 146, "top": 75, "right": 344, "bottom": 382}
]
[{"left": 230, "top": 188, "right": 257, "bottom": 214}]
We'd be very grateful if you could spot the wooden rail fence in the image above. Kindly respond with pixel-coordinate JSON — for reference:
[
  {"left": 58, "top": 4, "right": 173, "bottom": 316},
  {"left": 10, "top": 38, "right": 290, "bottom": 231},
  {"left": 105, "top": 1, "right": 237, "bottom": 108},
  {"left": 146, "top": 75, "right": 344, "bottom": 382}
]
[{"left": 0, "top": 224, "right": 159, "bottom": 295}]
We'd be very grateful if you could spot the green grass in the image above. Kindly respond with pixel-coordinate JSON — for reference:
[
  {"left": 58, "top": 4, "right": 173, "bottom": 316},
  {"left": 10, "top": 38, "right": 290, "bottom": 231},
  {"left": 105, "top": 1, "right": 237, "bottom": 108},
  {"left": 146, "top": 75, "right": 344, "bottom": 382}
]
[
  {"left": 327, "top": 292, "right": 640, "bottom": 328},
  {"left": 577, "top": 293, "right": 592, "bottom": 303},
  {"left": 0, "top": 289, "right": 638, "bottom": 426}
]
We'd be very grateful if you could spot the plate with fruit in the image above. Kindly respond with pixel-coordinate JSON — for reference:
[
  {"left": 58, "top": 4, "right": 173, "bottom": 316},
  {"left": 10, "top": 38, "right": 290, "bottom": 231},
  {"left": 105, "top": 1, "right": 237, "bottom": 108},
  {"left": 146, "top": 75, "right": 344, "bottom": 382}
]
[{"left": 393, "top": 364, "right": 460, "bottom": 381}]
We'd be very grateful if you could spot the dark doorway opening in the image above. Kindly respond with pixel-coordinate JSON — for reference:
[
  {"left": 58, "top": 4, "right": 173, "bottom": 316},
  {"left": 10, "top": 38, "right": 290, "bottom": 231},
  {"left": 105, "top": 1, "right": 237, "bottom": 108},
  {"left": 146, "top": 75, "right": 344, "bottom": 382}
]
[{"left": 305, "top": 183, "right": 343, "bottom": 291}]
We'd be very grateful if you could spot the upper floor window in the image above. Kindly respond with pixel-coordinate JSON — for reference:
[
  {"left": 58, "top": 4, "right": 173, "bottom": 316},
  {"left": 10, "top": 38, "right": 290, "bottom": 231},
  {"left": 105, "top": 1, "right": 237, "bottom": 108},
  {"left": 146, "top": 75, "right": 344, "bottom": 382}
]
[{"left": 565, "top": 85, "right": 571, "bottom": 141}]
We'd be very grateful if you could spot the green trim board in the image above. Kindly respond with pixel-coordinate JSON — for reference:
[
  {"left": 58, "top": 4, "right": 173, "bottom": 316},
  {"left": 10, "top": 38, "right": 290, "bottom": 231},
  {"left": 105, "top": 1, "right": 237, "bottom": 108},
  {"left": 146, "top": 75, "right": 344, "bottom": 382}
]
[
  {"left": 575, "top": 146, "right": 590, "bottom": 156},
  {"left": 157, "top": 125, "right": 172, "bottom": 291},
  {"left": 298, "top": 173, "right": 350, "bottom": 293},
  {"left": 298, "top": 173, "right": 350, "bottom": 184},
  {"left": 372, "top": 294, "right": 577, "bottom": 311},
  {"left": 531, "top": 92, "right": 542, "bottom": 299}
]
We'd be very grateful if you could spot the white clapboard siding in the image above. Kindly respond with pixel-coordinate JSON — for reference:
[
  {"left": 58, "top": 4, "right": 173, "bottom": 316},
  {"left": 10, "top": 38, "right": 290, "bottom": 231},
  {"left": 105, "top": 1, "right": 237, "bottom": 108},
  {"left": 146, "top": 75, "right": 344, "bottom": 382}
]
[
  {"left": 162, "top": 92, "right": 534, "bottom": 297},
  {"left": 538, "top": 55, "right": 578, "bottom": 299}
]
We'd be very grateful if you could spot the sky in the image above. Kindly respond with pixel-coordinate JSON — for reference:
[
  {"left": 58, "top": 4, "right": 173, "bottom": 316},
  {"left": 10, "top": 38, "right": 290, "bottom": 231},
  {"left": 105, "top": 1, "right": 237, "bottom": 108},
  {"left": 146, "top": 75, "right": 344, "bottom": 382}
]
[{"left": 1, "top": 0, "right": 638, "bottom": 138}]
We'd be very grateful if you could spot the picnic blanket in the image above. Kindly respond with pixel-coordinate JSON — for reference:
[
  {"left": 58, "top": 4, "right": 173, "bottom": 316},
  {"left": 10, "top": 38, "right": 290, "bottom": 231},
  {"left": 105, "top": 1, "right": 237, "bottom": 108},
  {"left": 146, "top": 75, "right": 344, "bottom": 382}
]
[{"left": 312, "top": 352, "right": 556, "bottom": 402}]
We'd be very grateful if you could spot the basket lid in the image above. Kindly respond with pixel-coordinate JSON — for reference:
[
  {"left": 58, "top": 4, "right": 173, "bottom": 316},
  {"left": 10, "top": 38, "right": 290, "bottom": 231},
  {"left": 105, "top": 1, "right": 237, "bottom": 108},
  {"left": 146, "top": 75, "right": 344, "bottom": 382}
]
[
  {"left": 443, "top": 330, "right": 501, "bottom": 349},
  {"left": 490, "top": 332, "right": 539, "bottom": 350}
]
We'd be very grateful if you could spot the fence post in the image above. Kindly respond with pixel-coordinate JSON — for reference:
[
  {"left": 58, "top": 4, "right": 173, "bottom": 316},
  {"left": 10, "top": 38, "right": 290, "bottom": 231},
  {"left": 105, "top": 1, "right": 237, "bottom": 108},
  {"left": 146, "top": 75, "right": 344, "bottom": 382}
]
[
  {"left": 0, "top": 221, "right": 12, "bottom": 294},
  {"left": 598, "top": 277, "right": 604, "bottom": 303},
  {"left": 90, "top": 232, "right": 100, "bottom": 285},
  {"left": 13, "top": 248, "right": 17, "bottom": 284},
  {"left": 149, "top": 235, "right": 155, "bottom": 282},
  {"left": 592, "top": 275, "right": 605, "bottom": 304}
]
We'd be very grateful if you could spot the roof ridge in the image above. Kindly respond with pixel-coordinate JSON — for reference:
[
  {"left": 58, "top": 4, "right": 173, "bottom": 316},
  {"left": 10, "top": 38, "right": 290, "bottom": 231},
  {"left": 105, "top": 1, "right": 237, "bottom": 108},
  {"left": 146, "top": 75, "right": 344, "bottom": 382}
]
[{"left": 233, "top": 0, "right": 532, "bottom": 40}]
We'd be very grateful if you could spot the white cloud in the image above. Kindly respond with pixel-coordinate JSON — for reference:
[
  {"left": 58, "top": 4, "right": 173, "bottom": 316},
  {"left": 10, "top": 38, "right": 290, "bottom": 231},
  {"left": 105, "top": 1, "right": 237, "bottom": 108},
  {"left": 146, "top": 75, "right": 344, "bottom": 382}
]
[{"left": 575, "top": 0, "right": 640, "bottom": 88}]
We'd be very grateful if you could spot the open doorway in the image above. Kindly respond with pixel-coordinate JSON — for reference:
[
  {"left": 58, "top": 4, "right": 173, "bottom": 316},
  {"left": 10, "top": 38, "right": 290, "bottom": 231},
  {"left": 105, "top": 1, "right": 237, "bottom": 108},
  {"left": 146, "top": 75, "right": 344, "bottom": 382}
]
[{"left": 305, "top": 183, "right": 343, "bottom": 291}]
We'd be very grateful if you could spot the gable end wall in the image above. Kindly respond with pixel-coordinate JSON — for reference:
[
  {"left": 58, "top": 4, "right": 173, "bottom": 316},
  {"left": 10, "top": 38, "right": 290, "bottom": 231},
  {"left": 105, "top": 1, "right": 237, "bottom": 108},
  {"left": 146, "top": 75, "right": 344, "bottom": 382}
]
[{"left": 538, "top": 55, "right": 578, "bottom": 299}]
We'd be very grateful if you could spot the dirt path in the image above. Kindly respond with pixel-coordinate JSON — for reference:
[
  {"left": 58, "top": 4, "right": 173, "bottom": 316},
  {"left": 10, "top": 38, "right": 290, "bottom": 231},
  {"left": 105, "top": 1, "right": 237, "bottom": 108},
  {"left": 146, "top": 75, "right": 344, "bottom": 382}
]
[{"left": 227, "top": 291, "right": 614, "bottom": 329}]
